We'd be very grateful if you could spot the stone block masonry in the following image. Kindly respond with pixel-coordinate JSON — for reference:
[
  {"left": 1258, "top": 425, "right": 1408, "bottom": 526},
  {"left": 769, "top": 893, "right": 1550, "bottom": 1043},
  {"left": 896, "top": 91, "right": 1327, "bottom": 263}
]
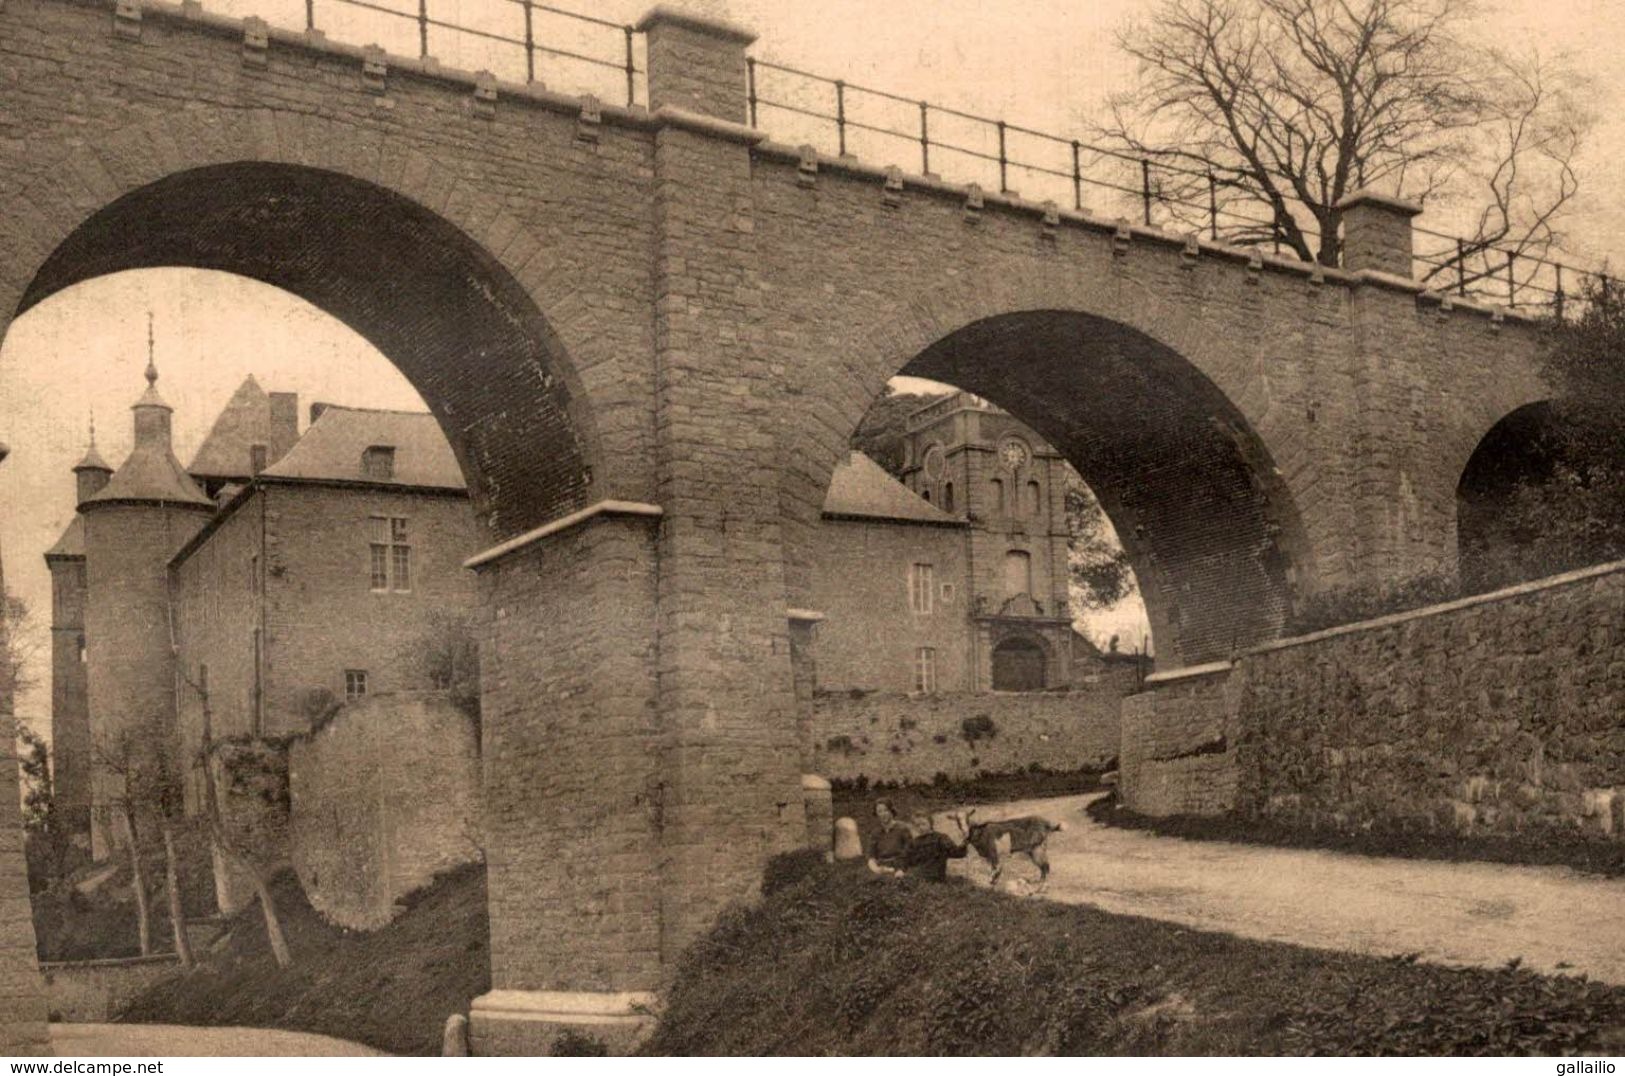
[
  {"left": 0, "top": 0, "right": 1571, "bottom": 1053},
  {"left": 289, "top": 692, "right": 481, "bottom": 931},
  {"left": 1125, "top": 560, "right": 1625, "bottom": 840},
  {"left": 811, "top": 691, "right": 1120, "bottom": 785}
]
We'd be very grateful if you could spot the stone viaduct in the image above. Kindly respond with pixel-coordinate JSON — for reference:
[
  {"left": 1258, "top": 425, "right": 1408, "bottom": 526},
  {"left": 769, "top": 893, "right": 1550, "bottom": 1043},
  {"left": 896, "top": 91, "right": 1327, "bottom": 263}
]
[{"left": 0, "top": 0, "right": 1557, "bottom": 1050}]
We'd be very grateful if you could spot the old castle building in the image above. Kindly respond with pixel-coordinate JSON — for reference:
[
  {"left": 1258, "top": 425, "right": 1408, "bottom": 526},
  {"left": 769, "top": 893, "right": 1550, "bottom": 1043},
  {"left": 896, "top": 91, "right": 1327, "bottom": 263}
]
[
  {"left": 45, "top": 361, "right": 480, "bottom": 857},
  {"left": 48, "top": 367, "right": 1128, "bottom": 878},
  {"left": 810, "top": 391, "right": 1107, "bottom": 695}
]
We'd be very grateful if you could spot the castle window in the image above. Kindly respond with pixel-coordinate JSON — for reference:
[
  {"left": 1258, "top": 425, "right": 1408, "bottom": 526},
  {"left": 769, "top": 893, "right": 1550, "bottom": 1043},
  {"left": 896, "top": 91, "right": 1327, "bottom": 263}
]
[
  {"left": 1026, "top": 479, "right": 1042, "bottom": 518},
  {"left": 990, "top": 478, "right": 1005, "bottom": 515},
  {"left": 77, "top": 633, "right": 86, "bottom": 664},
  {"left": 913, "top": 647, "right": 938, "bottom": 694},
  {"left": 344, "top": 669, "right": 369, "bottom": 702},
  {"left": 362, "top": 445, "right": 396, "bottom": 481},
  {"left": 249, "top": 443, "right": 269, "bottom": 475},
  {"left": 369, "top": 516, "right": 411, "bottom": 592},
  {"left": 908, "top": 562, "right": 935, "bottom": 614},
  {"left": 943, "top": 481, "right": 955, "bottom": 513}
]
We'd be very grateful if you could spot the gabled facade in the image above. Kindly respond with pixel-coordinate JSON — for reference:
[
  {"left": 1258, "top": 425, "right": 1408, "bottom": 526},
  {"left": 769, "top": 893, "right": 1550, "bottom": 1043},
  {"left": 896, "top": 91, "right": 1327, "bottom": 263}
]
[{"left": 807, "top": 395, "right": 1109, "bottom": 696}]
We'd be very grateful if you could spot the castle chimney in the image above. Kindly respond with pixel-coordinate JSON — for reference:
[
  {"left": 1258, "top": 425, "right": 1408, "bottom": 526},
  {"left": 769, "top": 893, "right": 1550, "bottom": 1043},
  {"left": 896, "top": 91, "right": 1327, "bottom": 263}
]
[
  {"left": 310, "top": 401, "right": 332, "bottom": 425},
  {"left": 269, "top": 392, "right": 299, "bottom": 460}
]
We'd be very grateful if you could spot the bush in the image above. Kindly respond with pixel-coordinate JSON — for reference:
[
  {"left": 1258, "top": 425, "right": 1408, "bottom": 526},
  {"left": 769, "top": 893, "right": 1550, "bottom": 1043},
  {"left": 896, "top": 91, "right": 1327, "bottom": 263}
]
[{"left": 959, "top": 714, "right": 997, "bottom": 744}]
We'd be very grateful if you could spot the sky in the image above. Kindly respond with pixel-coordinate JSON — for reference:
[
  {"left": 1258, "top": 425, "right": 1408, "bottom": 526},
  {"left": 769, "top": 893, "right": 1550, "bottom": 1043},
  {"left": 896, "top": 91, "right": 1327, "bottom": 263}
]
[{"left": 3, "top": 0, "right": 1622, "bottom": 725}]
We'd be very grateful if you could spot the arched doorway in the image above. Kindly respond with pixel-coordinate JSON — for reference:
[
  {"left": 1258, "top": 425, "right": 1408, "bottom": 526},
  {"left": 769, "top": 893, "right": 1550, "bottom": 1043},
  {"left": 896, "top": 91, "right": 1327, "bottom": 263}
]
[{"left": 991, "top": 636, "right": 1047, "bottom": 692}]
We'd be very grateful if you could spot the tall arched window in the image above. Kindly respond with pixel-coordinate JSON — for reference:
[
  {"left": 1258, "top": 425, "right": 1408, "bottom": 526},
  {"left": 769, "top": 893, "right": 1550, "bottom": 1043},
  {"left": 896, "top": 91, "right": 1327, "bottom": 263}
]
[
  {"left": 1025, "top": 479, "right": 1042, "bottom": 518},
  {"left": 1004, "top": 549, "right": 1032, "bottom": 598},
  {"left": 943, "top": 481, "right": 955, "bottom": 513},
  {"left": 990, "top": 478, "right": 1004, "bottom": 515}
]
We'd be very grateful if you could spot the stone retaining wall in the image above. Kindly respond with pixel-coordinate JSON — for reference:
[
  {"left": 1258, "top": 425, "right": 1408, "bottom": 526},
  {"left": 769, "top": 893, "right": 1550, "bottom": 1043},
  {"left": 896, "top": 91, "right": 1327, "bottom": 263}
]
[
  {"left": 1123, "top": 561, "right": 1625, "bottom": 841},
  {"left": 289, "top": 692, "right": 482, "bottom": 931},
  {"left": 809, "top": 689, "right": 1120, "bottom": 784},
  {"left": 39, "top": 954, "right": 180, "bottom": 1022}
]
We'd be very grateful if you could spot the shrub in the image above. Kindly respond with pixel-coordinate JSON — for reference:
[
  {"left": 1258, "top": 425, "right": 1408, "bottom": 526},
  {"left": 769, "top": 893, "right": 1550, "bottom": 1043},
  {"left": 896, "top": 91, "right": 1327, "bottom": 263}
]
[
  {"left": 960, "top": 714, "right": 997, "bottom": 744},
  {"left": 825, "top": 735, "right": 857, "bottom": 755}
]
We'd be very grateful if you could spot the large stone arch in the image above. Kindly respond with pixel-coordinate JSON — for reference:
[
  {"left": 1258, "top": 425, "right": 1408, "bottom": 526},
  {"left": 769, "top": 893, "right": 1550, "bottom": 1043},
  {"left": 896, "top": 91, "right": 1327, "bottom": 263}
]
[
  {"left": 1, "top": 108, "right": 613, "bottom": 538},
  {"left": 785, "top": 277, "right": 1315, "bottom": 669}
]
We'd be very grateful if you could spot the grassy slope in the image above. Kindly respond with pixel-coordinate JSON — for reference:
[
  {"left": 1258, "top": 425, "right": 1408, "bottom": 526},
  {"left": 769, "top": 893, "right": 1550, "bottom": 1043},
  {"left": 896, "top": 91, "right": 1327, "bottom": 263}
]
[
  {"left": 644, "top": 857, "right": 1625, "bottom": 1056},
  {"left": 118, "top": 864, "right": 490, "bottom": 1056},
  {"left": 1086, "top": 794, "right": 1625, "bottom": 878}
]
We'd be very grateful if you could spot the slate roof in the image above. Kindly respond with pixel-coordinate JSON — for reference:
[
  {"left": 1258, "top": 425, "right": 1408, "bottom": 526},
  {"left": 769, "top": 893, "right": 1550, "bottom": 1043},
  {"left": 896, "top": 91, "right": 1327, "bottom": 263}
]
[
  {"left": 822, "top": 450, "right": 961, "bottom": 525},
  {"left": 45, "top": 516, "right": 85, "bottom": 560},
  {"left": 83, "top": 442, "right": 213, "bottom": 508},
  {"left": 259, "top": 406, "right": 464, "bottom": 490},
  {"left": 188, "top": 375, "right": 296, "bottom": 479}
]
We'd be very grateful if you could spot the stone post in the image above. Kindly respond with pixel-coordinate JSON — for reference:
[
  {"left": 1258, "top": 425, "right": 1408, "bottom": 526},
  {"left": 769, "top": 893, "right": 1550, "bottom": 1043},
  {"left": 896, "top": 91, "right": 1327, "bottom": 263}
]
[
  {"left": 1336, "top": 189, "right": 1422, "bottom": 278},
  {"left": 638, "top": 4, "right": 807, "bottom": 965},
  {"left": 0, "top": 440, "right": 52, "bottom": 1054}
]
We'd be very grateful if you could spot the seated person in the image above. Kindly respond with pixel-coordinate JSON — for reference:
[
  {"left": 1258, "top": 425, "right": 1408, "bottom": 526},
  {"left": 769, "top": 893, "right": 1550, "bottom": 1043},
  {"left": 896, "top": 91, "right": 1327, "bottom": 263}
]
[
  {"left": 869, "top": 798, "right": 913, "bottom": 871},
  {"left": 868, "top": 807, "right": 969, "bottom": 882}
]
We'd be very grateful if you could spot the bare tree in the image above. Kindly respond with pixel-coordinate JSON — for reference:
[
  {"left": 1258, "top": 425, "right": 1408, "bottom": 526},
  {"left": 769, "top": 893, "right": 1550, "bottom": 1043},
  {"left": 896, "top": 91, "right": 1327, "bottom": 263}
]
[
  {"left": 1102, "top": 0, "right": 1589, "bottom": 284},
  {"left": 90, "top": 733, "right": 155, "bottom": 957},
  {"left": 179, "top": 666, "right": 292, "bottom": 968}
]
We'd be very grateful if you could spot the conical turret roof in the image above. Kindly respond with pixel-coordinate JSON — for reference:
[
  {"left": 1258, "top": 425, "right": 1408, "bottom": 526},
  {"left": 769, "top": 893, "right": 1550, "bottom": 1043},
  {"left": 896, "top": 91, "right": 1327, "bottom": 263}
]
[
  {"left": 81, "top": 352, "right": 211, "bottom": 511},
  {"left": 73, "top": 416, "right": 111, "bottom": 474}
]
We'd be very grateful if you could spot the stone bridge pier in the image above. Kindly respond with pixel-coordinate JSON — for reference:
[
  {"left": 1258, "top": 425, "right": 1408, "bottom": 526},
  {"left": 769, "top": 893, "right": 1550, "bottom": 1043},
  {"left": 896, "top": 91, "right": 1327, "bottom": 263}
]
[{"left": 0, "top": 0, "right": 1557, "bottom": 1053}]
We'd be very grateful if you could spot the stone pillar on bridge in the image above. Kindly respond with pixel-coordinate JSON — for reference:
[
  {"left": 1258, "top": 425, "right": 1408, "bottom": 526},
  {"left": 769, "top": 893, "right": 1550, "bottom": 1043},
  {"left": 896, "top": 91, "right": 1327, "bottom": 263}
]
[
  {"left": 466, "top": 6, "right": 805, "bottom": 1055},
  {"left": 1, "top": 440, "right": 52, "bottom": 1054},
  {"left": 1337, "top": 189, "right": 1423, "bottom": 278},
  {"left": 638, "top": 4, "right": 807, "bottom": 967}
]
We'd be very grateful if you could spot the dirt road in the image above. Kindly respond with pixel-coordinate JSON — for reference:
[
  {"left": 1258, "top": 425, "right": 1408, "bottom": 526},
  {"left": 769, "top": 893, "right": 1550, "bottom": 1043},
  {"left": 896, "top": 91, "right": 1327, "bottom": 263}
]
[
  {"left": 943, "top": 793, "right": 1625, "bottom": 984},
  {"left": 46, "top": 1023, "right": 384, "bottom": 1056}
]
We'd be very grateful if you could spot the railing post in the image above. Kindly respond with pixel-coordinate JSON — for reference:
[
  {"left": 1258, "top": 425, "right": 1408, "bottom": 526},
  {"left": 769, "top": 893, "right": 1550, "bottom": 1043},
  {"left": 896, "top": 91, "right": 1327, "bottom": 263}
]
[
  {"left": 521, "top": 0, "right": 534, "bottom": 83},
  {"left": 417, "top": 0, "right": 428, "bottom": 59},
  {"left": 747, "top": 58, "right": 757, "bottom": 127},
  {"left": 624, "top": 26, "right": 636, "bottom": 106},
  {"left": 1141, "top": 158, "right": 1152, "bottom": 226},
  {"left": 834, "top": 79, "right": 846, "bottom": 157},
  {"left": 1070, "top": 140, "right": 1082, "bottom": 211},
  {"left": 919, "top": 102, "right": 930, "bottom": 175},
  {"left": 996, "top": 120, "right": 1008, "bottom": 193}
]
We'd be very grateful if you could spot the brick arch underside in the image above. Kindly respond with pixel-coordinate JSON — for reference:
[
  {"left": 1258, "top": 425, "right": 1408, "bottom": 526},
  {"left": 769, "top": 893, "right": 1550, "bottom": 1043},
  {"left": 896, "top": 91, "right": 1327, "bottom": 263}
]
[
  {"left": 898, "top": 311, "right": 1308, "bottom": 668},
  {"left": 16, "top": 162, "right": 594, "bottom": 539}
]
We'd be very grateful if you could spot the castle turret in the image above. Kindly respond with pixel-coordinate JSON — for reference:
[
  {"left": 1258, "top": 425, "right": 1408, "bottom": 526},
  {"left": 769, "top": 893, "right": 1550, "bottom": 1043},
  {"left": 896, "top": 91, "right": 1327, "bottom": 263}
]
[
  {"left": 73, "top": 417, "right": 112, "bottom": 504},
  {"left": 42, "top": 421, "right": 106, "bottom": 847},
  {"left": 80, "top": 330, "right": 213, "bottom": 857}
]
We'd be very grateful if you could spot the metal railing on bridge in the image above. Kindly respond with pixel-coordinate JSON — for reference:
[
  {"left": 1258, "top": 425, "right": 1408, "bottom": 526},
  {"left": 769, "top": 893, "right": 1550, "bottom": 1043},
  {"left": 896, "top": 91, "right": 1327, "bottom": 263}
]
[
  {"left": 254, "top": 0, "right": 646, "bottom": 106},
  {"left": 745, "top": 57, "right": 1619, "bottom": 320},
  {"left": 175, "top": 0, "right": 1620, "bottom": 317}
]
